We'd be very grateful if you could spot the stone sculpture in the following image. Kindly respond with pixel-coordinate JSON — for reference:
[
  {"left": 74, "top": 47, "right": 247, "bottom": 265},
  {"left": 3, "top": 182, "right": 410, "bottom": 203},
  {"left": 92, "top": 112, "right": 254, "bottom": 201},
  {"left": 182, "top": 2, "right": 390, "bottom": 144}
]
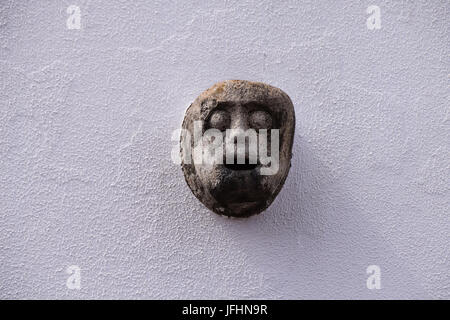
[{"left": 180, "top": 80, "right": 295, "bottom": 217}]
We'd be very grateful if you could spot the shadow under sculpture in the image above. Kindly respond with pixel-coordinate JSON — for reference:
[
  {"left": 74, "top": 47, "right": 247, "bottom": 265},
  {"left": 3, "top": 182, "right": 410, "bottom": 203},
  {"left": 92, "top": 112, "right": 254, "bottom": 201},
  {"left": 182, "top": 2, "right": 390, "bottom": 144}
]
[{"left": 180, "top": 80, "right": 295, "bottom": 218}]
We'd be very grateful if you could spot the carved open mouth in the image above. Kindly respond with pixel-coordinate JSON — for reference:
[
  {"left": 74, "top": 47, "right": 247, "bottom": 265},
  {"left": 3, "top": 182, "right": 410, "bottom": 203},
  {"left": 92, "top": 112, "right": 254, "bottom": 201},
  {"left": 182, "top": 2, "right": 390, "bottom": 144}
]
[
  {"left": 224, "top": 154, "right": 259, "bottom": 171},
  {"left": 224, "top": 163, "right": 258, "bottom": 171}
]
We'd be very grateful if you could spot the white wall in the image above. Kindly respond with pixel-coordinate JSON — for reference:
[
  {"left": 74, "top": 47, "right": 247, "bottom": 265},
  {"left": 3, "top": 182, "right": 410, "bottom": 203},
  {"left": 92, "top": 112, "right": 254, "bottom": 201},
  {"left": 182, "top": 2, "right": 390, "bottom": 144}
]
[{"left": 0, "top": 0, "right": 448, "bottom": 299}]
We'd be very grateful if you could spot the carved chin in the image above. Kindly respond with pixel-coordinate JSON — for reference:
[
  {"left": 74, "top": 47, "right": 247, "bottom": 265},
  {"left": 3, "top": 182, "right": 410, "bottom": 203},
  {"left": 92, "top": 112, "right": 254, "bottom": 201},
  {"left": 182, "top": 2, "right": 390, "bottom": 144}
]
[{"left": 199, "top": 165, "right": 273, "bottom": 217}]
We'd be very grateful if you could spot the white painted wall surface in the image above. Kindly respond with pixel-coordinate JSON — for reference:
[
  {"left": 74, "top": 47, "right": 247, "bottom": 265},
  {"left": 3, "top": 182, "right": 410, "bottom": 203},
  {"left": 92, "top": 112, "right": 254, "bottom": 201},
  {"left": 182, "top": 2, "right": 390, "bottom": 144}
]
[{"left": 0, "top": 1, "right": 448, "bottom": 299}]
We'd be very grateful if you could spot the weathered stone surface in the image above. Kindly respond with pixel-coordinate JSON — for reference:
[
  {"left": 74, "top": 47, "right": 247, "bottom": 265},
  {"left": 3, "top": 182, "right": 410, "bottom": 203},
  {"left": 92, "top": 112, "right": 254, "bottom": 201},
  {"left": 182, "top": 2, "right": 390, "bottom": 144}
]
[{"left": 180, "top": 80, "right": 295, "bottom": 217}]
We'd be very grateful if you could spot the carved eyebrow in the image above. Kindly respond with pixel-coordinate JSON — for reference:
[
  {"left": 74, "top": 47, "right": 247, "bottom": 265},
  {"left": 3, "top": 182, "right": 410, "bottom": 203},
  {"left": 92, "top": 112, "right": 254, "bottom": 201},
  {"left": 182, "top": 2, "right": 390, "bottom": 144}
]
[
  {"left": 242, "top": 101, "right": 272, "bottom": 113},
  {"left": 203, "top": 101, "right": 233, "bottom": 120},
  {"left": 216, "top": 101, "right": 234, "bottom": 109}
]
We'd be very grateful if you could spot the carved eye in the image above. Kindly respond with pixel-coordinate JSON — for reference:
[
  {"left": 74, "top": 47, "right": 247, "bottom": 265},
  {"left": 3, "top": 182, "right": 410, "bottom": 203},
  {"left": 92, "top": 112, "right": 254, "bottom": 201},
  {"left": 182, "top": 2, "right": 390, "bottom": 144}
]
[
  {"left": 249, "top": 110, "right": 272, "bottom": 129},
  {"left": 208, "top": 110, "right": 230, "bottom": 131}
]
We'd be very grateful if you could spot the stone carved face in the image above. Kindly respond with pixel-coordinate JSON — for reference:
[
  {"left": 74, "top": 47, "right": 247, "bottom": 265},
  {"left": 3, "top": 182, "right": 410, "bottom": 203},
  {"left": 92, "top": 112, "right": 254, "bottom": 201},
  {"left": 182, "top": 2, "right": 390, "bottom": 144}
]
[{"left": 180, "top": 80, "right": 295, "bottom": 217}]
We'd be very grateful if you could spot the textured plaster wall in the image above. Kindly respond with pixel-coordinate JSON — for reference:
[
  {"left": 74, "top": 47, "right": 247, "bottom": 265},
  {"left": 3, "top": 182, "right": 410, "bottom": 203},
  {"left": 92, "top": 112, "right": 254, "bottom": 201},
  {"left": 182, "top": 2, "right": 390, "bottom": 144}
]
[{"left": 0, "top": 1, "right": 448, "bottom": 299}]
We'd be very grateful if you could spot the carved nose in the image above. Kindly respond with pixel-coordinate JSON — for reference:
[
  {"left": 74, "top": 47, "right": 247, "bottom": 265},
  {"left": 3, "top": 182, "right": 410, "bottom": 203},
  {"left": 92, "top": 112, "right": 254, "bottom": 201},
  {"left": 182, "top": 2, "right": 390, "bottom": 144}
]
[
  {"left": 228, "top": 114, "right": 251, "bottom": 143},
  {"left": 227, "top": 127, "right": 249, "bottom": 159},
  {"left": 228, "top": 115, "right": 250, "bottom": 138},
  {"left": 224, "top": 117, "right": 258, "bottom": 167}
]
